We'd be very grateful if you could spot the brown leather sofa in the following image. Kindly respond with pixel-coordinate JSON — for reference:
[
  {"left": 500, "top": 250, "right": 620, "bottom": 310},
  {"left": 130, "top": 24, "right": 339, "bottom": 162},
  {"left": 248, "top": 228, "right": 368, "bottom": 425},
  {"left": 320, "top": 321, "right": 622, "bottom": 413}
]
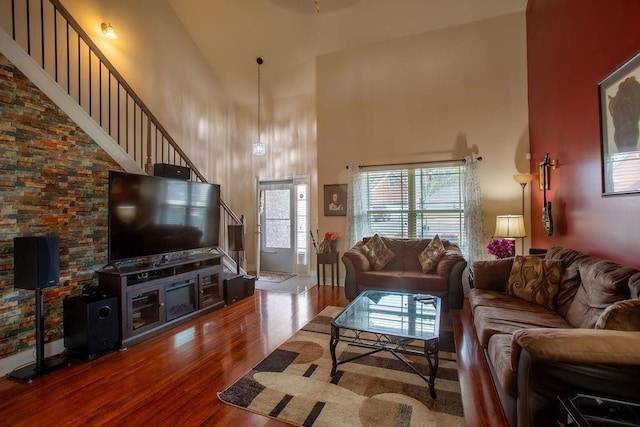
[
  {"left": 341, "top": 236, "right": 467, "bottom": 310},
  {"left": 470, "top": 247, "right": 640, "bottom": 427}
]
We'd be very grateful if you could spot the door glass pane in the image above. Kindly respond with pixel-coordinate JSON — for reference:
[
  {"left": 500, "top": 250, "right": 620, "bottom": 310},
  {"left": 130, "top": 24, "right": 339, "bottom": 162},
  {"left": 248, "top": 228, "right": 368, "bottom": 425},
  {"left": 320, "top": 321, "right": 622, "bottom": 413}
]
[{"left": 265, "top": 189, "right": 291, "bottom": 248}]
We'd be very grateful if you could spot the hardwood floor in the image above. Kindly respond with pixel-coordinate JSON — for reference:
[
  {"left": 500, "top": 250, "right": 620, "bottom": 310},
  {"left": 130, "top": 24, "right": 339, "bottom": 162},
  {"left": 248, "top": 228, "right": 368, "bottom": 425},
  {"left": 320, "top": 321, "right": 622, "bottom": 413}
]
[{"left": 0, "top": 285, "right": 507, "bottom": 426}]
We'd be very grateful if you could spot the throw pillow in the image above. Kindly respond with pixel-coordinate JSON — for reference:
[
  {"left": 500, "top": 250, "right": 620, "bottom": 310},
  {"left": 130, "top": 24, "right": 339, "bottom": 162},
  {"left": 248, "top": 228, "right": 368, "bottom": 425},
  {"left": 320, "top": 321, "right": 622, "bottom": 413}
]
[
  {"left": 418, "top": 235, "right": 446, "bottom": 273},
  {"left": 506, "top": 255, "right": 562, "bottom": 310},
  {"left": 362, "top": 234, "right": 395, "bottom": 271},
  {"left": 595, "top": 299, "right": 640, "bottom": 331}
]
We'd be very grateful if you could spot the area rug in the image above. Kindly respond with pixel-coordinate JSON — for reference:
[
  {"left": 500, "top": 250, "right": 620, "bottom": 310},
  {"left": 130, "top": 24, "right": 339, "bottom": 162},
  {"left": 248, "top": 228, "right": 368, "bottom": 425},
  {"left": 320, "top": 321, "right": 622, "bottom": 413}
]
[
  {"left": 218, "top": 306, "right": 464, "bottom": 426},
  {"left": 254, "top": 270, "right": 297, "bottom": 283}
]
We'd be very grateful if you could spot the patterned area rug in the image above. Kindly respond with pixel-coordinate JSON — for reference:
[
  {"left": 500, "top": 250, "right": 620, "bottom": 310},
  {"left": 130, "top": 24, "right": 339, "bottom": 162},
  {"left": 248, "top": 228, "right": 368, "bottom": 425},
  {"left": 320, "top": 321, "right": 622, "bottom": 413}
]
[
  {"left": 218, "top": 306, "right": 464, "bottom": 426},
  {"left": 254, "top": 271, "right": 296, "bottom": 283}
]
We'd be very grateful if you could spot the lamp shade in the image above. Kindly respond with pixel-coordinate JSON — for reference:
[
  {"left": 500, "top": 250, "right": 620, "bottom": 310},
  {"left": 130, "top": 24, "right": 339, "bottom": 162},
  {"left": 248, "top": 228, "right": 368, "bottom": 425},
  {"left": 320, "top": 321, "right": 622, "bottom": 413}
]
[
  {"left": 513, "top": 173, "right": 534, "bottom": 185},
  {"left": 494, "top": 215, "right": 526, "bottom": 238},
  {"left": 101, "top": 22, "right": 117, "bottom": 39}
]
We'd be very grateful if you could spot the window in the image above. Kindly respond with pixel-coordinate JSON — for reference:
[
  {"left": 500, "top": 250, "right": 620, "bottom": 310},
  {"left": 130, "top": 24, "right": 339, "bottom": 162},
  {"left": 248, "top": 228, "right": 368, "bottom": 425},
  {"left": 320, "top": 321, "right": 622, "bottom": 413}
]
[{"left": 363, "top": 165, "right": 464, "bottom": 247}]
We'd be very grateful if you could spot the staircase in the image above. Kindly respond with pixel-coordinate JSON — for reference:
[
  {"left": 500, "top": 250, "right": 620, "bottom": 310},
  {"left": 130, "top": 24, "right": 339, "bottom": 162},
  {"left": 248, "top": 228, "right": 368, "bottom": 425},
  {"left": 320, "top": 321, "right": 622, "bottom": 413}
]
[{"left": 0, "top": 0, "right": 243, "bottom": 273}]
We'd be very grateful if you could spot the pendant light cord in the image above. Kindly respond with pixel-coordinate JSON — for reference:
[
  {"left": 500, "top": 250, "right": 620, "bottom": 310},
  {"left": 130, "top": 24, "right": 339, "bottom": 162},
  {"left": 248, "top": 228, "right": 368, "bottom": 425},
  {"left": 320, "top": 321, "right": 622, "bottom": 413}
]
[{"left": 257, "top": 57, "right": 263, "bottom": 140}]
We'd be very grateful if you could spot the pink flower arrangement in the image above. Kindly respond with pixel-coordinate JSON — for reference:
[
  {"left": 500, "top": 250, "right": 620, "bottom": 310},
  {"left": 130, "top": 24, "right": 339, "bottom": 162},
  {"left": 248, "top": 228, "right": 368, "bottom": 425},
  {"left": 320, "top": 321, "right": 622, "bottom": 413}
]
[
  {"left": 487, "top": 238, "right": 513, "bottom": 259},
  {"left": 324, "top": 232, "right": 341, "bottom": 241}
]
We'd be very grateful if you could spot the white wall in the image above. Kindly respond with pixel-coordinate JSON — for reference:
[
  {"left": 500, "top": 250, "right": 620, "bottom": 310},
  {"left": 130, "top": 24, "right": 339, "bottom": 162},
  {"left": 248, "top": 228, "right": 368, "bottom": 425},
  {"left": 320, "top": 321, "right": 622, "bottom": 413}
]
[
  {"left": 55, "top": 3, "right": 530, "bottom": 266},
  {"left": 59, "top": 0, "right": 233, "bottom": 191},
  {"left": 316, "top": 12, "right": 531, "bottom": 255}
]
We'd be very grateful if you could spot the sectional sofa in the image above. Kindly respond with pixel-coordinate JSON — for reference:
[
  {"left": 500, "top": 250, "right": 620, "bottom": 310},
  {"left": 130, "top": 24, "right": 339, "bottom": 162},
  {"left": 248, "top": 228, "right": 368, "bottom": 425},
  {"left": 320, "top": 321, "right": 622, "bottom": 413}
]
[{"left": 469, "top": 247, "right": 640, "bottom": 426}]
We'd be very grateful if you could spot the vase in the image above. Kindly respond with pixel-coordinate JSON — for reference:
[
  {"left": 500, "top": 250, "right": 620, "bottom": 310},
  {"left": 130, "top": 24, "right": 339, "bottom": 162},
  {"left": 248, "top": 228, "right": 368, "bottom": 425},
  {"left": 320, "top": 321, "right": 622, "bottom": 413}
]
[{"left": 330, "top": 240, "right": 338, "bottom": 253}]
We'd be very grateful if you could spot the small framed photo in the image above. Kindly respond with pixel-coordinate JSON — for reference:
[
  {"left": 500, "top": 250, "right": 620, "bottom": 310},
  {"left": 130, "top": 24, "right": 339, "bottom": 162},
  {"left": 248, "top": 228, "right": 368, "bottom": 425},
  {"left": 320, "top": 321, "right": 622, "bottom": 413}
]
[
  {"left": 324, "top": 184, "right": 347, "bottom": 216},
  {"left": 599, "top": 49, "right": 640, "bottom": 195}
]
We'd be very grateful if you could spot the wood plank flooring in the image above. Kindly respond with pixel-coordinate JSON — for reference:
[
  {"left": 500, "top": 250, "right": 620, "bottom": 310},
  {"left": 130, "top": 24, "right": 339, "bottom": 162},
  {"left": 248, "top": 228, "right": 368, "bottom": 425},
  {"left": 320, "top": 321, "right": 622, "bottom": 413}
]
[{"left": 0, "top": 285, "right": 507, "bottom": 426}]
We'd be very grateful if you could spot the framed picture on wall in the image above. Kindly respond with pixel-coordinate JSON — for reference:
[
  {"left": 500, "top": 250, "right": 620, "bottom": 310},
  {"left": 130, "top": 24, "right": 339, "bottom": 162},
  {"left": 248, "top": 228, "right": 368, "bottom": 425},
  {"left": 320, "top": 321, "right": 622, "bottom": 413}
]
[
  {"left": 324, "top": 184, "right": 347, "bottom": 216},
  {"left": 599, "top": 49, "right": 640, "bottom": 195}
]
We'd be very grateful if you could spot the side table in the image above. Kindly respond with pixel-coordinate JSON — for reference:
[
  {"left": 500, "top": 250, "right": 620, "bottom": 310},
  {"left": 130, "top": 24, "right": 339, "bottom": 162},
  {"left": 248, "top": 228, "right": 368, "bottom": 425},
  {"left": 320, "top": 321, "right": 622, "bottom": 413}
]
[
  {"left": 556, "top": 393, "right": 640, "bottom": 426},
  {"left": 317, "top": 251, "right": 339, "bottom": 288}
]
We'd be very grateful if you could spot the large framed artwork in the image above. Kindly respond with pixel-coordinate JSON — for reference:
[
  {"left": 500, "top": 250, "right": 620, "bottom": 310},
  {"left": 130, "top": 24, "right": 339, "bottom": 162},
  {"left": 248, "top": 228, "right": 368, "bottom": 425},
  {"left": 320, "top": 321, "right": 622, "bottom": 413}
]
[
  {"left": 599, "top": 49, "right": 640, "bottom": 195},
  {"left": 324, "top": 184, "right": 347, "bottom": 216}
]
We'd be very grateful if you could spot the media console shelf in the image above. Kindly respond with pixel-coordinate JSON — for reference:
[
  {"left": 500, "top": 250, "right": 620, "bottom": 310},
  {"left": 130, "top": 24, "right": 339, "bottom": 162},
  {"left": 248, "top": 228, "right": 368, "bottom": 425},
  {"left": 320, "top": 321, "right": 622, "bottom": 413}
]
[{"left": 97, "top": 252, "right": 225, "bottom": 348}]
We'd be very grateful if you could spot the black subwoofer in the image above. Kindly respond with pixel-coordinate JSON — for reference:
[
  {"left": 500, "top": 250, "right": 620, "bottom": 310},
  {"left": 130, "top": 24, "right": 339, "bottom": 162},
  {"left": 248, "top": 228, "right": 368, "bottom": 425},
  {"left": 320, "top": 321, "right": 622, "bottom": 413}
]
[
  {"left": 13, "top": 236, "right": 60, "bottom": 289},
  {"left": 64, "top": 296, "right": 120, "bottom": 360}
]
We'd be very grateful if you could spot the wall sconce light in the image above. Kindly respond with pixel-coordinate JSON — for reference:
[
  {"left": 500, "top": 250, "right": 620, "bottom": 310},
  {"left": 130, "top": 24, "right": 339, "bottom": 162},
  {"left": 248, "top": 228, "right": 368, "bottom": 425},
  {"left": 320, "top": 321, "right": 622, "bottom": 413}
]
[
  {"left": 494, "top": 214, "right": 527, "bottom": 255},
  {"left": 538, "top": 153, "right": 558, "bottom": 190},
  {"left": 101, "top": 22, "right": 117, "bottom": 40}
]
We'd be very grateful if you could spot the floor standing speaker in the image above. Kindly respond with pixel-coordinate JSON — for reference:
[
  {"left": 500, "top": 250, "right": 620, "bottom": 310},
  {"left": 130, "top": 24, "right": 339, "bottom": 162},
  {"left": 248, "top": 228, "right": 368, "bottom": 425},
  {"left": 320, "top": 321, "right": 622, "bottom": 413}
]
[
  {"left": 64, "top": 296, "right": 120, "bottom": 360},
  {"left": 14, "top": 236, "right": 60, "bottom": 289}
]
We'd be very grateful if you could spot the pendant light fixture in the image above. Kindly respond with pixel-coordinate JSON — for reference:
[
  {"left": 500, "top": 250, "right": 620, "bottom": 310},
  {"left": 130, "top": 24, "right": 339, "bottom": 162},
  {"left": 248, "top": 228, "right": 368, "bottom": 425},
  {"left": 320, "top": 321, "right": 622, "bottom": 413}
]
[{"left": 252, "top": 57, "right": 266, "bottom": 156}]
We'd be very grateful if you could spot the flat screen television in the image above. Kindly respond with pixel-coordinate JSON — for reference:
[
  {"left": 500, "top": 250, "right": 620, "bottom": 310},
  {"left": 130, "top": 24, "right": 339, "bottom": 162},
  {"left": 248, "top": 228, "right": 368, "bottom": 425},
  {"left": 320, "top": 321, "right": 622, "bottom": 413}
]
[{"left": 108, "top": 171, "right": 221, "bottom": 263}]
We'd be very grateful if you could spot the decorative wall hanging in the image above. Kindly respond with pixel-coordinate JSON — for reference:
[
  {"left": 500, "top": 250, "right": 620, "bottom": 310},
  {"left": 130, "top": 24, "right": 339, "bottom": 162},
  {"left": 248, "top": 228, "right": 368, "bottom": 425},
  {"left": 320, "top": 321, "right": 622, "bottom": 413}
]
[
  {"left": 324, "top": 184, "right": 347, "bottom": 216},
  {"left": 599, "top": 49, "right": 640, "bottom": 195}
]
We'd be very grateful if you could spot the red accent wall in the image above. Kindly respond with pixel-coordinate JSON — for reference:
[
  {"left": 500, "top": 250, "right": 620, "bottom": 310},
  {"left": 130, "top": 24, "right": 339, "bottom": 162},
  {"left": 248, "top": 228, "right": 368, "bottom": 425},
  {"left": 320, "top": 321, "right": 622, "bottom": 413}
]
[{"left": 527, "top": 0, "right": 640, "bottom": 268}]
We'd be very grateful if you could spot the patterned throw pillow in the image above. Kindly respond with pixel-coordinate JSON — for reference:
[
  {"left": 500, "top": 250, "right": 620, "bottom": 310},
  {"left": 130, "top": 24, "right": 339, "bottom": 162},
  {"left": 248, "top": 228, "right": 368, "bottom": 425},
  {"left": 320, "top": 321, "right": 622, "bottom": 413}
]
[
  {"left": 506, "top": 255, "right": 562, "bottom": 310},
  {"left": 595, "top": 299, "right": 640, "bottom": 330},
  {"left": 362, "top": 234, "right": 395, "bottom": 271},
  {"left": 418, "top": 234, "right": 446, "bottom": 273}
]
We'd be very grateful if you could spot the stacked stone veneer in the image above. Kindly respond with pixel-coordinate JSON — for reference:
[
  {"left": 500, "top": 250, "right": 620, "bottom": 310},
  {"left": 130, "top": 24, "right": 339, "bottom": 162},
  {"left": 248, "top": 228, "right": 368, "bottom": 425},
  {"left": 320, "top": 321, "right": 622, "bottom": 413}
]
[{"left": 0, "top": 53, "right": 123, "bottom": 357}]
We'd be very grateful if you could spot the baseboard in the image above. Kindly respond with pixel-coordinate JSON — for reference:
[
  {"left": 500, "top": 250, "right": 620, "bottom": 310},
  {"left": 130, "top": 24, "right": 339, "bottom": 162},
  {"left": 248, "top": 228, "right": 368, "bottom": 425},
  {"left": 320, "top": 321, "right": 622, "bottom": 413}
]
[{"left": 0, "top": 339, "right": 65, "bottom": 377}]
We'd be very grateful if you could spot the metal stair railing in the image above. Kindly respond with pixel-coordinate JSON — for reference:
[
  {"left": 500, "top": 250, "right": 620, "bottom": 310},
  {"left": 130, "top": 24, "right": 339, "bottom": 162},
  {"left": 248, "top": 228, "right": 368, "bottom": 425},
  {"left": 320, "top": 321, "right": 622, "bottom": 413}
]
[{"left": 1, "top": 0, "right": 243, "bottom": 268}]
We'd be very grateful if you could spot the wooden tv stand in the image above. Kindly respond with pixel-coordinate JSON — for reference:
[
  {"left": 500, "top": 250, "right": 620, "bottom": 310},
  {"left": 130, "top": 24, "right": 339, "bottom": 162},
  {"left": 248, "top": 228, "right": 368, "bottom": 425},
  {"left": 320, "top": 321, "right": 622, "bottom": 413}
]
[{"left": 97, "top": 252, "right": 225, "bottom": 348}]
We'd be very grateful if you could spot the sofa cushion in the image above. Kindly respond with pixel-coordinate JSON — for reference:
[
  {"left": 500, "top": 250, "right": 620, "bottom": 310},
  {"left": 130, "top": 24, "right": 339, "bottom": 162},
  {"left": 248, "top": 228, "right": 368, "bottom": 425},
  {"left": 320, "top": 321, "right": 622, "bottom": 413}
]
[
  {"left": 487, "top": 334, "right": 517, "bottom": 397},
  {"left": 362, "top": 234, "right": 395, "bottom": 271},
  {"left": 564, "top": 260, "right": 635, "bottom": 328},
  {"left": 506, "top": 255, "right": 562, "bottom": 310},
  {"left": 630, "top": 272, "right": 640, "bottom": 299},
  {"left": 473, "top": 304, "right": 571, "bottom": 348},
  {"left": 418, "top": 234, "right": 445, "bottom": 273},
  {"left": 546, "top": 247, "right": 599, "bottom": 318},
  {"left": 595, "top": 299, "right": 640, "bottom": 331},
  {"left": 471, "top": 258, "right": 514, "bottom": 292},
  {"left": 436, "top": 247, "right": 465, "bottom": 277},
  {"left": 469, "top": 289, "right": 558, "bottom": 315},
  {"left": 381, "top": 237, "right": 425, "bottom": 271}
]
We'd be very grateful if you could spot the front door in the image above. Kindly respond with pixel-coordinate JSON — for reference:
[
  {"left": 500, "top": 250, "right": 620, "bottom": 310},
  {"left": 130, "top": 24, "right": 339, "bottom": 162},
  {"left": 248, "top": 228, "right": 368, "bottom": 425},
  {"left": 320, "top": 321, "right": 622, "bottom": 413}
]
[{"left": 259, "top": 180, "right": 295, "bottom": 273}]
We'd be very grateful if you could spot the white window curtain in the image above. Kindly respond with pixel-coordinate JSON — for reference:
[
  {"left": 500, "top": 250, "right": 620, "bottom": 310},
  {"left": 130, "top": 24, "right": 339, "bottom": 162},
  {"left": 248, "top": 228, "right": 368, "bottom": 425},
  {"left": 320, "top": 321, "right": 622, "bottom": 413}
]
[
  {"left": 463, "top": 154, "right": 486, "bottom": 263},
  {"left": 345, "top": 164, "right": 370, "bottom": 249}
]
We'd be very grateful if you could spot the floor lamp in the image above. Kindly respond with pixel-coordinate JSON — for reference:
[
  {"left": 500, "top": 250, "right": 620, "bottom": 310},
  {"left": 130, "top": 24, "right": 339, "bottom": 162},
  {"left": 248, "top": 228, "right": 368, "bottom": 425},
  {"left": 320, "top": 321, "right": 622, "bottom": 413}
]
[
  {"left": 494, "top": 215, "right": 526, "bottom": 257},
  {"left": 513, "top": 174, "right": 534, "bottom": 255}
]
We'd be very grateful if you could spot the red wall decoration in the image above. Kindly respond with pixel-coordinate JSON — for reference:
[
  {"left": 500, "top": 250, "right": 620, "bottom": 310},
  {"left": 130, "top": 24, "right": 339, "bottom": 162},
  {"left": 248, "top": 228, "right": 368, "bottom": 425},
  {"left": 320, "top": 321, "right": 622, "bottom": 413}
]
[{"left": 527, "top": 0, "right": 640, "bottom": 268}]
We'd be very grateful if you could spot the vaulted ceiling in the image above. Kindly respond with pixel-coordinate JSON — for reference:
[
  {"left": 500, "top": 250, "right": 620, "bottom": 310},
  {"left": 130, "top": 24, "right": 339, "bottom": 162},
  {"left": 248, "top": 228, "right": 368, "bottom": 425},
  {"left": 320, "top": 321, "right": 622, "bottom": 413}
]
[{"left": 168, "top": 0, "right": 527, "bottom": 106}]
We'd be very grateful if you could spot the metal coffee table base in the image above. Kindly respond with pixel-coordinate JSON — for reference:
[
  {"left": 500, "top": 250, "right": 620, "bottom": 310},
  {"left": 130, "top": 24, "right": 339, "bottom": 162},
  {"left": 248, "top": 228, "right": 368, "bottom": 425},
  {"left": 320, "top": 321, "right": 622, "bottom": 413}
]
[{"left": 329, "top": 324, "right": 439, "bottom": 399}]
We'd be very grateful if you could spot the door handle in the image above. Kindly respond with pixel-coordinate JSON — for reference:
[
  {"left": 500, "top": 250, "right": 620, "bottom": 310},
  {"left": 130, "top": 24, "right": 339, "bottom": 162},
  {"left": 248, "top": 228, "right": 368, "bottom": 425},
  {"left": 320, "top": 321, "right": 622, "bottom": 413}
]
[{"left": 262, "top": 250, "right": 277, "bottom": 254}]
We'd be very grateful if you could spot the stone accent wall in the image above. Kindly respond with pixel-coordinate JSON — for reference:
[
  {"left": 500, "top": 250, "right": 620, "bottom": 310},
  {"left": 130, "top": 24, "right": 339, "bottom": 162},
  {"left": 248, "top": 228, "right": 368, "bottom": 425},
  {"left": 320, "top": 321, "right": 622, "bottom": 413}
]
[{"left": 0, "top": 53, "right": 122, "bottom": 357}]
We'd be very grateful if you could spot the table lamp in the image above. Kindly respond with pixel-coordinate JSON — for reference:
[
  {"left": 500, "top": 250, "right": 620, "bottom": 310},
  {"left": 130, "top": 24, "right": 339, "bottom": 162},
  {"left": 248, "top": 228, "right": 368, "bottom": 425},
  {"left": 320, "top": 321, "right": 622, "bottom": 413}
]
[{"left": 494, "top": 214, "right": 526, "bottom": 256}]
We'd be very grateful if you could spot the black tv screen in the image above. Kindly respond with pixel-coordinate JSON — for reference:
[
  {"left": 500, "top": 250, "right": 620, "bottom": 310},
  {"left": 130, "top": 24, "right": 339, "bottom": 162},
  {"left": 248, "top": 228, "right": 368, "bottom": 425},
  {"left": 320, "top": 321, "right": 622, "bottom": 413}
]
[{"left": 108, "top": 171, "right": 221, "bottom": 263}]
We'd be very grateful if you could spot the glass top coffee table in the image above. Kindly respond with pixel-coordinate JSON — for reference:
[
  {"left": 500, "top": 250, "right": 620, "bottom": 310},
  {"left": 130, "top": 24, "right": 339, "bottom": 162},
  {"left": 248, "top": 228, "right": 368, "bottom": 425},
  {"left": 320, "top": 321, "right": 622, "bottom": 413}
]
[{"left": 330, "top": 290, "right": 441, "bottom": 398}]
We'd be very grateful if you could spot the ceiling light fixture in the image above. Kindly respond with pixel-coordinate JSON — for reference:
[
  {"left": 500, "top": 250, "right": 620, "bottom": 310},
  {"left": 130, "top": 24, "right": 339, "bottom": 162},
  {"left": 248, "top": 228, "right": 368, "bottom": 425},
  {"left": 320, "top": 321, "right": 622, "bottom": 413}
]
[
  {"left": 101, "top": 22, "right": 117, "bottom": 39},
  {"left": 252, "top": 57, "right": 266, "bottom": 156}
]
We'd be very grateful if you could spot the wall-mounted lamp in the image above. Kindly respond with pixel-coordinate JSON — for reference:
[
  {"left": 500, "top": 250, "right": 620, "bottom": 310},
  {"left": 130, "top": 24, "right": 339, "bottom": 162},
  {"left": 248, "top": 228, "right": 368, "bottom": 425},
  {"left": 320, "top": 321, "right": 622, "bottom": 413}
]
[
  {"left": 101, "top": 22, "right": 117, "bottom": 40},
  {"left": 495, "top": 214, "right": 526, "bottom": 256},
  {"left": 538, "top": 153, "right": 558, "bottom": 190}
]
